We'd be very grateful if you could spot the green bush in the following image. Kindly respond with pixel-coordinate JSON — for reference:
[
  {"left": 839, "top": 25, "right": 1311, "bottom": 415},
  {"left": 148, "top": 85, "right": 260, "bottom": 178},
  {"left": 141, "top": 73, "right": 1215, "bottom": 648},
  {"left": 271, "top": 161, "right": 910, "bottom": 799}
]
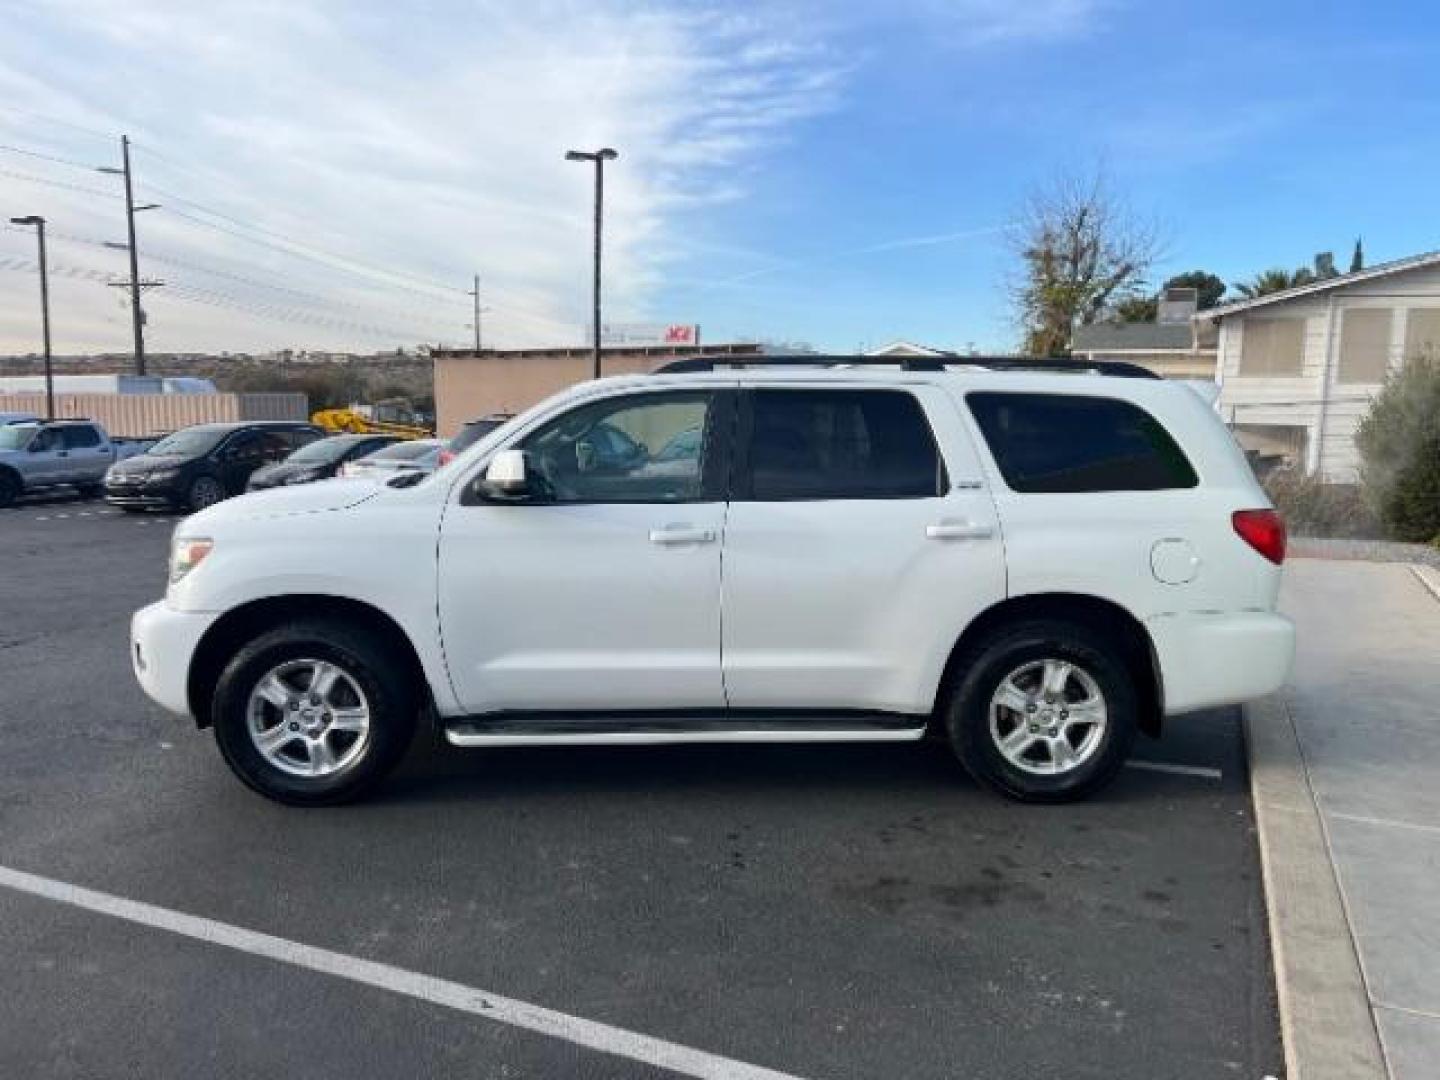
[
  {"left": 1262, "top": 471, "right": 1379, "bottom": 539},
  {"left": 1355, "top": 356, "right": 1440, "bottom": 543}
]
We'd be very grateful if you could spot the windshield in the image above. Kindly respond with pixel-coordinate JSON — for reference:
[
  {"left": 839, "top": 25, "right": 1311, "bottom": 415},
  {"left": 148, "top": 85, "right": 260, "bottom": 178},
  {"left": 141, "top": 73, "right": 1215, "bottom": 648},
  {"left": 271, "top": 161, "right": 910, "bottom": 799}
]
[
  {"left": 363, "top": 440, "right": 438, "bottom": 462},
  {"left": 146, "top": 427, "right": 226, "bottom": 457},
  {"left": 0, "top": 426, "right": 35, "bottom": 451},
  {"left": 286, "top": 438, "right": 356, "bottom": 465}
]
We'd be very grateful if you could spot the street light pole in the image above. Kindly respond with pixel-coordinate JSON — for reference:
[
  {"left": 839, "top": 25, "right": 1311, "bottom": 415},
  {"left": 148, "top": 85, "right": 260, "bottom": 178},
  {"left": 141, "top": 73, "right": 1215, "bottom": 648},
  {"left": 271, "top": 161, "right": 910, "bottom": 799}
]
[
  {"left": 565, "top": 147, "right": 618, "bottom": 380},
  {"left": 9, "top": 215, "right": 54, "bottom": 420}
]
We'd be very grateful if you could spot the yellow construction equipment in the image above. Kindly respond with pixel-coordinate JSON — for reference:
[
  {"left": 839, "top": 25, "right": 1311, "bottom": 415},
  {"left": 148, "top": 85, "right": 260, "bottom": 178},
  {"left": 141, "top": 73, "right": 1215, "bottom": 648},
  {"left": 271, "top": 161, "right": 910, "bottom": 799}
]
[{"left": 311, "top": 398, "right": 432, "bottom": 439}]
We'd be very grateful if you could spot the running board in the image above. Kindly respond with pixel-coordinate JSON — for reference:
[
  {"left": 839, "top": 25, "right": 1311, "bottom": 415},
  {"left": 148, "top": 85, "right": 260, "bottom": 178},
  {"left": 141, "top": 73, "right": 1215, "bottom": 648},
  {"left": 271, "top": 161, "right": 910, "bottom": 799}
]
[{"left": 442, "top": 712, "right": 928, "bottom": 748}]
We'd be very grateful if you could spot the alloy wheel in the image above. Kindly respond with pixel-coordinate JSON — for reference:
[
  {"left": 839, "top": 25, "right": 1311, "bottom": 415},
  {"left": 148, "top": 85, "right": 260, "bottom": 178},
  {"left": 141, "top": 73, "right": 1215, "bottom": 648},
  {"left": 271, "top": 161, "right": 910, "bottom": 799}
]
[
  {"left": 988, "top": 658, "right": 1108, "bottom": 776},
  {"left": 245, "top": 658, "right": 372, "bottom": 778}
]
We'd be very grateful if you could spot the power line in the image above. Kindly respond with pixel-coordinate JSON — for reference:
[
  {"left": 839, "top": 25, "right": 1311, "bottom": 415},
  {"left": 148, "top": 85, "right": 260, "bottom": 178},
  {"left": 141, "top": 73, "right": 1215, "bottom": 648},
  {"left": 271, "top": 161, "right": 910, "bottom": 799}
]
[
  {"left": 0, "top": 166, "right": 124, "bottom": 200},
  {"left": 0, "top": 104, "right": 117, "bottom": 141},
  {"left": 142, "top": 182, "right": 468, "bottom": 299},
  {"left": 3, "top": 132, "right": 583, "bottom": 340},
  {"left": 0, "top": 143, "right": 97, "bottom": 171}
]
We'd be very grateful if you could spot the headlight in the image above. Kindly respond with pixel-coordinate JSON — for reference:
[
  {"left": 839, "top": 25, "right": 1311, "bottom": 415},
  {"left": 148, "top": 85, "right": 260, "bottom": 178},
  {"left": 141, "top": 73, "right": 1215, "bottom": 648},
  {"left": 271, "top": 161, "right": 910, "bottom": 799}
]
[
  {"left": 283, "top": 470, "right": 320, "bottom": 485},
  {"left": 145, "top": 468, "right": 180, "bottom": 483},
  {"left": 169, "top": 536, "right": 214, "bottom": 583}
]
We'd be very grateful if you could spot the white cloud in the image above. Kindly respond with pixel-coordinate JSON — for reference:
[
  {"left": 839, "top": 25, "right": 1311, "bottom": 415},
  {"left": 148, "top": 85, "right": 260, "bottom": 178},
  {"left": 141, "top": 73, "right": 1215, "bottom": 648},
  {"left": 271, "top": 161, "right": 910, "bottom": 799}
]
[{"left": 0, "top": 0, "right": 843, "bottom": 354}]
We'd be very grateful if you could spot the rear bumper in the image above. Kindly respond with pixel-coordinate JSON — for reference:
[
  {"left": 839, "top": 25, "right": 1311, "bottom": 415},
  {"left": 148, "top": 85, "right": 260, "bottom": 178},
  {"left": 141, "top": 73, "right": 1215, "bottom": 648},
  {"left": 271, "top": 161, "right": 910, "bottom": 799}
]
[
  {"left": 131, "top": 601, "right": 218, "bottom": 719},
  {"left": 1148, "top": 610, "right": 1295, "bottom": 715}
]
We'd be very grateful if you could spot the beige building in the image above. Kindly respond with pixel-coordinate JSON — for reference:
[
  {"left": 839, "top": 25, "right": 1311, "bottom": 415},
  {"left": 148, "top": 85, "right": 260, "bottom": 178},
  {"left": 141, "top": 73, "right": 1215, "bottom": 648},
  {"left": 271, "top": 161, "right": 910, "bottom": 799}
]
[
  {"left": 1199, "top": 251, "right": 1440, "bottom": 479},
  {"left": 432, "top": 343, "right": 761, "bottom": 437},
  {"left": 1070, "top": 288, "right": 1219, "bottom": 380}
]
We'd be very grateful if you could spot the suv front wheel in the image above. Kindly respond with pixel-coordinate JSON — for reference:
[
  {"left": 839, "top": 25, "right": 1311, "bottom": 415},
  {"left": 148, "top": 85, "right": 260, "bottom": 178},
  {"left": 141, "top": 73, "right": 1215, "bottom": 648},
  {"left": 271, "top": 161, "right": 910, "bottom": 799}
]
[
  {"left": 945, "top": 620, "right": 1137, "bottom": 802},
  {"left": 211, "top": 619, "right": 417, "bottom": 805}
]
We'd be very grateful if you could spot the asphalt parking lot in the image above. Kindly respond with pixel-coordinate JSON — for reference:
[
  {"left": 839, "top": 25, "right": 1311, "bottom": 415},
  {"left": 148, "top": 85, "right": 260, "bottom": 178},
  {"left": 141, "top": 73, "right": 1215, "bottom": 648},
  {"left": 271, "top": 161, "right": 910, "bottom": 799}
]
[{"left": 0, "top": 491, "right": 1281, "bottom": 1079}]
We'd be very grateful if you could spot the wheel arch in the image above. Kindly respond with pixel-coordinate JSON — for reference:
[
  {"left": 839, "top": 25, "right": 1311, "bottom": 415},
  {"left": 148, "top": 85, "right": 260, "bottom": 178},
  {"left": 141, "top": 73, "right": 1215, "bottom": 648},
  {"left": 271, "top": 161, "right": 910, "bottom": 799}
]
[
  {"left": 934, "top": 592, "right": 1164, "bottom": 737},
  {"left": 186, "top": 594, "right": 430, "bottom": 728}
]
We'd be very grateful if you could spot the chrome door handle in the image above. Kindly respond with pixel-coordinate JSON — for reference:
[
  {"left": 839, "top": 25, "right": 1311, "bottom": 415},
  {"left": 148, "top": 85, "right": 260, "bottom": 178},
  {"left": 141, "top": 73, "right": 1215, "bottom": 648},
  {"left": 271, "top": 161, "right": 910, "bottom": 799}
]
[
  {"left": 649, "top": 525, "right": 717, "bottom": 546},
  {"left": 927, "top": 521, "right": 994, "bottom": 541}
]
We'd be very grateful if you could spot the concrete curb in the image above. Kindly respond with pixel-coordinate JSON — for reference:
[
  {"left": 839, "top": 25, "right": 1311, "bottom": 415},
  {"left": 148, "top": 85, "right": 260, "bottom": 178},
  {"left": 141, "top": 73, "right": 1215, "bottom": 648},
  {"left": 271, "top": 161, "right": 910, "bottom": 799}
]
[
  {"left": 1244, "top": 695, "right": 1387, "bottom": 1080},
  {"left": 1409, "top": 563, "right": 1440, "bottom": 604}
]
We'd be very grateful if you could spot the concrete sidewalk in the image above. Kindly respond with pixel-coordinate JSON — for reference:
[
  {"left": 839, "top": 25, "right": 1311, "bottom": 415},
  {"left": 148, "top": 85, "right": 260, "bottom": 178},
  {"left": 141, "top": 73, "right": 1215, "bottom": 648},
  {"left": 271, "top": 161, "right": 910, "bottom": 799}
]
[{"left": 1273, "top": 559, "right": 1440, "bottom": 1078}]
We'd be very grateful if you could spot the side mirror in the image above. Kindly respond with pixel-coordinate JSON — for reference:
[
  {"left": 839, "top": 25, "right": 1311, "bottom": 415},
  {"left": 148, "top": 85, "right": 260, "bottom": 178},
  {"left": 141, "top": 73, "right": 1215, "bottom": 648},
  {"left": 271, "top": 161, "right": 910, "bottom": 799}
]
[{"left": 473, "top": 449, "right": 538, "bottom": 503}]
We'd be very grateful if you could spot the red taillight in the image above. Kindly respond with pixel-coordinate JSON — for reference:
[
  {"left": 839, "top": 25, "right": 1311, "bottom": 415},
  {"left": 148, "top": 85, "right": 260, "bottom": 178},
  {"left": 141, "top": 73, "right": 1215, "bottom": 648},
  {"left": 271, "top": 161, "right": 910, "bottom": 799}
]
[
  {"left": 437, "top": 449, "right": 454, "bottom": 467},
  {"left": 1232, "top": 509, "right": 1287, "bottom": 564}
]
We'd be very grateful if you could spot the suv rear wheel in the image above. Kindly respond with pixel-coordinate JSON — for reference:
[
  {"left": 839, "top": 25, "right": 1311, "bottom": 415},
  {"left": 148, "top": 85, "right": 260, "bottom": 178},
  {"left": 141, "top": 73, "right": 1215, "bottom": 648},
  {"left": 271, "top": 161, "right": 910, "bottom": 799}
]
[
  {"left": 211, "top": 619, "right": 417, "bottom": 805},
  {"left": 945, "top": 620, "right": 1136, "bottom": 802}
]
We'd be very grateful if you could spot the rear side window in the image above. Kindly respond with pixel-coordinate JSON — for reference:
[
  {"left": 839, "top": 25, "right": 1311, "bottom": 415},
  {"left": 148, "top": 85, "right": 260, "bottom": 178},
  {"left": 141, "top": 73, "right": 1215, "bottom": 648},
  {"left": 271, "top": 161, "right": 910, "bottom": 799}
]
[
  {"left": 60, "top": 425, "right": 101, "bottom": 449},
  {"left": 745, "top": 389, "right": 947, "bottom": 500},
  {"left": 967, "top": 392, "right": 1197, "bottom": 493}
]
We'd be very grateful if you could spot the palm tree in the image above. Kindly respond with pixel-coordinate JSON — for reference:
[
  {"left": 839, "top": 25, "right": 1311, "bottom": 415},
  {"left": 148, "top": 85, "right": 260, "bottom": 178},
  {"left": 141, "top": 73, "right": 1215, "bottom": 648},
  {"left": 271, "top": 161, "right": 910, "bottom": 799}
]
[{"left": 1233, "top": 266, "right": 1316, "bottom": 299}]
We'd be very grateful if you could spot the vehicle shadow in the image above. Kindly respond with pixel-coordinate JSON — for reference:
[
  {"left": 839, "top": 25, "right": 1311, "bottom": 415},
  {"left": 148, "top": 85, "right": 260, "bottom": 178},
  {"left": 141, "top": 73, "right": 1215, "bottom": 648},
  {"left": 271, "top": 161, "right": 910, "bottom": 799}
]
[
  {"left": 374, "top": 734, "right": 1205, "bottom": 809},
  {"left": 2, "top": 485, "right": 97, "bottom": 510}
]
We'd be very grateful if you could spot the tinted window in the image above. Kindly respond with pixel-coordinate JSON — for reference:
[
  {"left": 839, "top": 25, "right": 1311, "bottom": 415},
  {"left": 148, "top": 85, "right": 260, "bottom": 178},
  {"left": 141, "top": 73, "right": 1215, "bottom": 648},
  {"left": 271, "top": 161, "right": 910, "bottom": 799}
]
[
  {"left": 224, "top": 432, "right": 265, "bottom": 463},
  {"left": 259, "top": 432, "right": 297, "bottom": 461},
  {"left": 60, "top": 425, "right": 101, "bottom": 449},
  {"left": 745, "top": 390, "right": 946, "bottom": 501},
  {"left": 967, "top": 392, "right": 1197, "bottom": 493},
  {"left": 520, "top": 392, "right": 715, "bottom": 503},
  {"left": 31, "top": 428, "right": 62, "bottom": 453}
]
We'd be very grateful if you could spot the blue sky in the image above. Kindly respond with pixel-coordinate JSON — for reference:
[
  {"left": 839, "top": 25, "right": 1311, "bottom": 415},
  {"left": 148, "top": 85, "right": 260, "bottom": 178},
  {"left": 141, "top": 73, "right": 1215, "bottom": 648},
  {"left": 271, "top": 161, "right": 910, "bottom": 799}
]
[{"left": 2, "top": 0, "right": 1439, "bottom": 355}]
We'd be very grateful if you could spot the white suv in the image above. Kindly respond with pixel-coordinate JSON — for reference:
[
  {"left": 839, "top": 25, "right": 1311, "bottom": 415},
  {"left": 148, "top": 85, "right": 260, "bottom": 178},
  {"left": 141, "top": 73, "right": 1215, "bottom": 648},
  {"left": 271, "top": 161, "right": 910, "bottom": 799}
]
[{"left": 131, "top": 357, "right": 1294, "bottom": 805}]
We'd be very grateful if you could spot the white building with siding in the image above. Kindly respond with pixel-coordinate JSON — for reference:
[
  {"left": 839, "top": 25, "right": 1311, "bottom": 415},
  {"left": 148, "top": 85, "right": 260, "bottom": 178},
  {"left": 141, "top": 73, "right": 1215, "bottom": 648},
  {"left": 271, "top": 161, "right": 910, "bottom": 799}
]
[{"left": 1197, "top": 251, "right": 1440, "bottom": 480}]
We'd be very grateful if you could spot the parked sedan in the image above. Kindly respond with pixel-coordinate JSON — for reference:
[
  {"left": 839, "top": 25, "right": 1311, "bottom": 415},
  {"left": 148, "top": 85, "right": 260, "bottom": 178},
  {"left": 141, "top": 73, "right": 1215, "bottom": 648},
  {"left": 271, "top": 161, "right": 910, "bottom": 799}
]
[
  {"left": 339, "top": 438, "right": 443, "bottom": 481},
  {"left": 246, "top": 434, "right": 400, "bottom": 492}
]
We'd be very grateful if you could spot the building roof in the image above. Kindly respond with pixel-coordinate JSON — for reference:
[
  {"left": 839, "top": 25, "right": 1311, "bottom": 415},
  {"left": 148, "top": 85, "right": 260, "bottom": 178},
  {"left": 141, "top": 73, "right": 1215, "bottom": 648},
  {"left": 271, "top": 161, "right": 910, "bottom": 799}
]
[
  {"left": 1198, "top": 249, "right": 1440, "bottom": 320},
  {"left": 865, "top": 340, "right": 953, "bottom": 357},
  {"left": 1071, "top": 322, "right": 1196, "bottom": 352}
]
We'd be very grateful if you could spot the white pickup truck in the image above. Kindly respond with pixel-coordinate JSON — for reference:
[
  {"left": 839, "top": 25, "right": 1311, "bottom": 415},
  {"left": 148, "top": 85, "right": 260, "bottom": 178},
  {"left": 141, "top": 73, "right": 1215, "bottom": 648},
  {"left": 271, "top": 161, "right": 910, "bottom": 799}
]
[
  {"left": 131, "top": 357, "right": 1295, "bottom": 806},
  {"left": 0, "top": 419, "right": 157, "bottom": 507}
]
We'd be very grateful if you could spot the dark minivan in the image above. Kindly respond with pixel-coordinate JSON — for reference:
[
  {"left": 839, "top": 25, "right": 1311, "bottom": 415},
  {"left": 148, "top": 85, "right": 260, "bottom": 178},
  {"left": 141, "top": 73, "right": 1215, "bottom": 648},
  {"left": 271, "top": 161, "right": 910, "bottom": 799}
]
[
  {"left": 104, "top": 421, "right": 324, "bottom": 512},
  {"left": 246, "top": 433, "right": 399, "bottom": 492}
]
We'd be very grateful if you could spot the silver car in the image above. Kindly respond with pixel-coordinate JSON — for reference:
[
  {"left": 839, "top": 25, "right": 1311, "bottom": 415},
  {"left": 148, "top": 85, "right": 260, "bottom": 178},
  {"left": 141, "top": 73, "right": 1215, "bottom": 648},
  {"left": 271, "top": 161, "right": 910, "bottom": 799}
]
[{"left": 338, "top": 438, "right": 443, "bottom": 481}]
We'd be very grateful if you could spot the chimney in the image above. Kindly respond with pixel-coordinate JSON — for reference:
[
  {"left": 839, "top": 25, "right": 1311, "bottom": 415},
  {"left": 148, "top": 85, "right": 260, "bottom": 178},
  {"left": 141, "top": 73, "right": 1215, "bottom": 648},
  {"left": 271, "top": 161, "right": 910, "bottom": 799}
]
[{"left": 1158, "top": 287, "right": 1199, "bottom": 324}]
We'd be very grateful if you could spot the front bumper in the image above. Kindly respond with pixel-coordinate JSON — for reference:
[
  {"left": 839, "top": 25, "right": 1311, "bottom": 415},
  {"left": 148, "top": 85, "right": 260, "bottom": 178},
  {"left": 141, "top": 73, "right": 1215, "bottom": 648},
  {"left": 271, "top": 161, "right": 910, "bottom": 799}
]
[
  {"left": 131, "top": 601, "right": 218, "bottom": 719},
  {"left": 105, "top": 477, "right": 183, "bottom": 508},
  {"left": 1148, "top": 610, "right": 1295, "bottom": 715}
]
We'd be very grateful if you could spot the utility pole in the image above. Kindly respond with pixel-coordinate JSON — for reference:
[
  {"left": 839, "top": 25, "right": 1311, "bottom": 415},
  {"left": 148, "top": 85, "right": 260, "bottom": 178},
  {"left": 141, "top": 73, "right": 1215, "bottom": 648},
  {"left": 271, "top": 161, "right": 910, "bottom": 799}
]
[
  {"left": 98, "top": 136, "right": 161, "bottom": 376},
  {"left": 468, "top": 273, "right": 482, "bottom": 352},
  {"left": 565, "top": 147, "right": 618, "bottom": 379},
  {"left": 9, "top": 215, "right": 54, "bottom": 420}
]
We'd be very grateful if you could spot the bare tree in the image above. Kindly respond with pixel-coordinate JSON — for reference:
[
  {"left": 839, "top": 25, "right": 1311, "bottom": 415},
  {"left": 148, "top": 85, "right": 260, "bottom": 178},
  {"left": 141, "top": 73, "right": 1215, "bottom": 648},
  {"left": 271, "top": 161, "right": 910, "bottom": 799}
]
[{"left": 1008, "top": 172, "right": 1163, "bottom": 356}]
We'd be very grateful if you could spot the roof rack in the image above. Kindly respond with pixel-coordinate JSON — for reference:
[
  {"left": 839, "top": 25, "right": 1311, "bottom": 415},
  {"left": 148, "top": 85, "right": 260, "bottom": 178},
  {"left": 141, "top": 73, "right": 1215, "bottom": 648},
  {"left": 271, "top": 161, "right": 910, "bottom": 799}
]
[{"left": 651, "top": 355, "right": 1162, "bottom": 380}]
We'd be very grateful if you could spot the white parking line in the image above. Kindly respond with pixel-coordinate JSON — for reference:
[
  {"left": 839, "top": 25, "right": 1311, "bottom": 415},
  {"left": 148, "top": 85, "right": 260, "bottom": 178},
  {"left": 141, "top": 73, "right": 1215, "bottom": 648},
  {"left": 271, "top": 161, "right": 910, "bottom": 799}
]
[
  {"left": 0, "top": 864, "right": 810, "bottom": 1080},
  {"left": 1125, "top": 759, "right": 1223, "bottom": 781}
]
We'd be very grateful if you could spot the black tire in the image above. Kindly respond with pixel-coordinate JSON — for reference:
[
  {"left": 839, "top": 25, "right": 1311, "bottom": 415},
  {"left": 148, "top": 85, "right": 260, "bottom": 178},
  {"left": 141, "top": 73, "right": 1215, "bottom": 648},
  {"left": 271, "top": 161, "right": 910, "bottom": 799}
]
[
  {"left": 944, "top": 619, "right": 1137, "bottom": 803},
  {"left": 211, "top": 619, "right": 418, "bottom": 806},
  {"left": 0, "top": 470, "right": 18, "bottom": 508},
  {"left": 75, "top": 482, "right": 102, "bottom": 499},
  {"left": 187, "top": 474, "right": 226, "bottom": 512}
]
